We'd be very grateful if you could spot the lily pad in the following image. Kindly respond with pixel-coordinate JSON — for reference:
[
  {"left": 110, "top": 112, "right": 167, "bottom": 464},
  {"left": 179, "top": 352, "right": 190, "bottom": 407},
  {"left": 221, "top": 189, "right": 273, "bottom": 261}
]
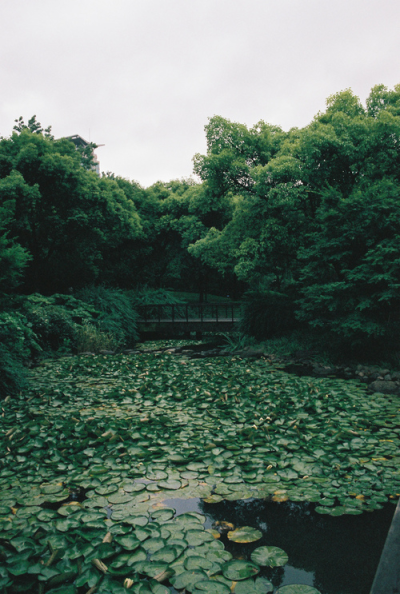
[
  {"left": 275, "top": 584, "right": 321, "bottom": 594},
  {"left": 192, "top": 580, "right": 231, "bottom": 593},
  {"left": 151, "top": 508, "right": 175, "bottom": 522},
  {"left": 222, "top": 559, "right": 259, "bottom": 580},
  {"left": 115, "top": 535, "right": 140, "bottom": 550},
  {"left": 170, "top": 570, "right": 209, "bottom": 591},
  {"left": 151, "top": 545, "right": 181, "bottom": 563},
  {"left": 251, "top": 546, "right": 289, "bottom": 567},
  {"left": 124, "top": 483, "right": 147, "bottom": 493},
  {"left": 108, "top": 492, "right": 134, "bottom": 504},
  {"left": 227, "top": 526, "right": 262, "bottom": 543},
  {"left": 235, "top": 577, "right": 274, "bottom": 594},
  {"left": 184, "top": 556, "right": 214, "bottom": 571},
  {"left": 157, "top": 479, "right": 181, "bottom": 490}
]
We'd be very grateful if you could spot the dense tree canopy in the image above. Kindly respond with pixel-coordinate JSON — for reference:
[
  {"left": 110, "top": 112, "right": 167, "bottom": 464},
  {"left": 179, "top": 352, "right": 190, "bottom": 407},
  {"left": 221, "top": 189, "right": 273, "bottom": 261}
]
[
  {"left": 1, "top": 85, "right": 400, "bottom": 353},
  {"left": 0, "top": 126, "right": 142, "bottom": 293},
  {"left": 189, "top": 84, "right": 400, "bottom": 348}
]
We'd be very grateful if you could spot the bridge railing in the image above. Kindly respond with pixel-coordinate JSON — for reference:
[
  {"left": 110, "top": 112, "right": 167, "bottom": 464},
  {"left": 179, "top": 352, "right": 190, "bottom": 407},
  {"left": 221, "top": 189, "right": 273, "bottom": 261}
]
[{"left": 136, "top": 302, "right": 241, "bottom": 324}]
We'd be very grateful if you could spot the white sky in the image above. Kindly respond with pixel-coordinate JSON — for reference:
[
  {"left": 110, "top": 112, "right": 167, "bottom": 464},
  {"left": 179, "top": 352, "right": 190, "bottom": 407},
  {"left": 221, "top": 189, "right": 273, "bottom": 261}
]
[{"left": 0, "top": 0, "right": 399, "bottom": 187}]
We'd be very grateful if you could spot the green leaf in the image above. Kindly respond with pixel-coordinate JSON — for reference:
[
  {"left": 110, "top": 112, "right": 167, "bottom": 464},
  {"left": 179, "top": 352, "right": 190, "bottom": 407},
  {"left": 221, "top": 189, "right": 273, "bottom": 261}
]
[
  {"left": 8, "top": 560, "right": 31, "bottom": 576},
  {"left": 157, "top": 479, "right": 181, "bottom": 490},
  {"left": 116, "top": 535, "right": 140, "bottom": 550},
  {"left": 170, "top": 570, "right": 209, "bottom": 590},
  {"left": 227, "top": 526, "right": 262, "bottom": 543},
  {"left": 193, "top": 580, "right": 231, "bottom": 593},
  {"left": 276, "top": 587, "right": 321, "bottom": 594},
  {"left": 222, "top": 560, "right": 259, "bottom": 580},
  {"left": 151, "top": 545, "right": 181, "bottom": 563},
  {"left": 251, "top": 546, "right": 288, "bottom": 567},
  {"left": 235, "top": 577, "right": 274, "bottom": 594}
]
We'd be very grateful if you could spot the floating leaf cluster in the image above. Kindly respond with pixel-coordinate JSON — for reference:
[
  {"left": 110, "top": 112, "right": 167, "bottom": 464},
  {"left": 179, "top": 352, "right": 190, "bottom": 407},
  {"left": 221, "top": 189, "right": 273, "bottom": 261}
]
[{"left": 1, "top": 344, "right": 399, "bottom": 591}]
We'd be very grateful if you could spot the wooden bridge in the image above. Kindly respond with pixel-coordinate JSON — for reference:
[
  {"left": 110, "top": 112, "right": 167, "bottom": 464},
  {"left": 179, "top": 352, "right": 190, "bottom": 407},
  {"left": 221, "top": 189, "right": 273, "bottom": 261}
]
[{"left": 136, "top": 302, "right": 241, "bottom": 335}]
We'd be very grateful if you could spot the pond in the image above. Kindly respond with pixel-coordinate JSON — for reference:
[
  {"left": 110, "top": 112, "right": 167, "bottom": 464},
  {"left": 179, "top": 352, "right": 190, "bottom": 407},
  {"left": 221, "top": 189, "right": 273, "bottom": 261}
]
[
  {"left": 163, "top": 496, "right": 395, "bottom": 594},
  {"left": 0, "top": 339, "right": 399, "bottom": 593}
]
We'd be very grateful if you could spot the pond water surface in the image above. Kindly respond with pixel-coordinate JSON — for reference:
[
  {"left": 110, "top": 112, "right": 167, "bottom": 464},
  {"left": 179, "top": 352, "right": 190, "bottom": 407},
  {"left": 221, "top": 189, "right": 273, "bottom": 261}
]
[{"left": 164, "top": 496, "right": 395, "bottom": 594}]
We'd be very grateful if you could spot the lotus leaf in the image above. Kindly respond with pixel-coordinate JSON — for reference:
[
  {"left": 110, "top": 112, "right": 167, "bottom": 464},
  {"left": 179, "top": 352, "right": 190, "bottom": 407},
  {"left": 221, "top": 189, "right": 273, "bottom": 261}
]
[
  {"left": 251, "top": 546, "right": 288, "bottom": 567},
  {"left": 151, "top": 508, "right": 175, "bottom": 522},
  {"left": 108, "top": 492, "right": 134, "bottom": 504},
  {"left": 149, "top": 580, "right": 170, "bottom": 594},
  {"left": 170, "top": 569, "right": 209, "bottom": 591},
  {"left": 124, "top": 515, "right": 148, "bottom": 527},
  {"left": 192, "top": 580, "right": 231, "bottom": 593},
  {"left": 116, "top": 535, "right": 140, "bottom": 550},
  {"left": 276, "top": 584, "right": 321, "bottom": 594},
  {"left": 95, "top": 484, "right": 119, "bottom": 495},
  {"left": 184, "top": 556, "right": 214, "bottom": 571},
  {"left": 222, "top": 559, "right": 259, "bottom": 580},
  {"left": 235, "top": 577, "right": 274, "bottom": 594},
  {"left": 151, "top": 545, "right": 181, "bottom": 563},
  {"left": 146, "top": 471, "right": 168, "bottom": 481},
  {"left": 142, "top": 537, "right": 166, "bottom": 553},
  {"left": 124, "top": 483, "right": 147, "bottom": 493},
  {"left": 157, "top": 479, "right": 181, "bottom": 490},
  {"left": 227, "top": 526, "right": 262, "bottom": 543}
]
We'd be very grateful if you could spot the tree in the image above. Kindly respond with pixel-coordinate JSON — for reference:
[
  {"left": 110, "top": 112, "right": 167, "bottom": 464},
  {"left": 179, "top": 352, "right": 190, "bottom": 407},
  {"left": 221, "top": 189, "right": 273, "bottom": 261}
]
[
  {"left": 190, "top": 86, "right": 400, "bottom": 349},
  {"left": 0, "top": 196, "right": 30, "bottom": 294},
  {"left": 0, "top": 123, "right": 142, "bottom": 293}
]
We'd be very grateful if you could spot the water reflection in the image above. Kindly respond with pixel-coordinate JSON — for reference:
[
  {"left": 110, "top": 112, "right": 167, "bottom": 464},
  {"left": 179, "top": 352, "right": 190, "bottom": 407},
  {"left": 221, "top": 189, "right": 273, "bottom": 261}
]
[{"left": 164, "top": 496, "right": 395, "bottom": 594}]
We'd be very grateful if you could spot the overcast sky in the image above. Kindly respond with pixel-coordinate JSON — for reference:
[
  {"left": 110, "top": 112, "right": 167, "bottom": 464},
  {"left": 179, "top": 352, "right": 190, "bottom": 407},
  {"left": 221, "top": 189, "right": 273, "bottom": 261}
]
[{"left": 1, "top": 0, "right": 399, "bottom": 187}]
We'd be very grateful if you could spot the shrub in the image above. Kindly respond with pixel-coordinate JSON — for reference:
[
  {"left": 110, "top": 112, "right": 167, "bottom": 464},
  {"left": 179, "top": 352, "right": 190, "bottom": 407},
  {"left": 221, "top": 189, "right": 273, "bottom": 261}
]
[
  {"left": 0, "top": 310, "right": 39, "bottom": 397},
  {"left": 76, "top": 323, "right": 119, "bottom": 354},
  {"left": 22, "top": 294, "right": 97, "bottom": 353},
  {"left": 76, "top": 286, "right": 138, "bottom": 348}
]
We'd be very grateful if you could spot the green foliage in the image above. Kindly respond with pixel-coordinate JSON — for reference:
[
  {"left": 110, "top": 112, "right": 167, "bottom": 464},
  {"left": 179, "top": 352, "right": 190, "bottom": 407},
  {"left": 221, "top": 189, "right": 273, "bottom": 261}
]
[
  {"left": 0, "top": 343, "right": 398, "bottom": 589},
  {"left": 75, "top": 323, "right": 119, "bottom": 353},
  {"left": 240, "top": 290, "right": 297, "bottom": 340},
  {"left": 296, "top": 179, "right": 400, "bottom": 354},
  {"left": 76, "top": 285, "right": 138, "bottom": 347},
  {"left": 0, "top": 310, "right": 39, "bottom": 397},
  {"left": 190, "top": 85, "right": 400, "bottom": 352},
  {"left": 22, "top": 293, "right": 97, "bottom": 354},
  {"left": 220, "top": 332, "right": 251, "bottom": 352},
  {"left": 0, "top": 189, "right": 31, "bottom": 293},
  {"left": 129, "top": 286, "right": 185, "bottom": 306},
  {"left": 0, "top": 126, "right": 142, "bottom": 293}
]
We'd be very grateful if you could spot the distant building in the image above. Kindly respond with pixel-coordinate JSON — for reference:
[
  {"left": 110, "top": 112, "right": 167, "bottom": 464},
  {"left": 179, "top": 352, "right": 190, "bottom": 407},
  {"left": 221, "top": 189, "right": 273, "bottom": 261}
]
[{"left": 64, "top": 134, "right": 103, "bottom": 175}]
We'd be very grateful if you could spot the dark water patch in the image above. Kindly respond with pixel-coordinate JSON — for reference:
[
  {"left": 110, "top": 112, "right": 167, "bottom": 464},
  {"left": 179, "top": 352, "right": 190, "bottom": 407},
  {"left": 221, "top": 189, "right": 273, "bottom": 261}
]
[{"left": 163, "top": 496, "right": 395, "bottom": 594}]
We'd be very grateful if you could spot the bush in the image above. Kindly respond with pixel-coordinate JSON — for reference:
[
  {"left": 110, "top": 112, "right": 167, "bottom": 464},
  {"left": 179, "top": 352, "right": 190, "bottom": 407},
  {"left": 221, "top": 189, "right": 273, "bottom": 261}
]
[
  {"left": 76, "top": 323, "right": 119, "bottom": 354},
  {"left": 240, "top": 290, "right": 297, "bottom": 340},
  {"left": 0, "top": 310, "right": 39, "bottom": 397},
  {"left": 76, "top": 286, "right": 138, "bottom": 348},
  {"left": 22, "top": 294, "right": 97, "bottom": 353}
]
